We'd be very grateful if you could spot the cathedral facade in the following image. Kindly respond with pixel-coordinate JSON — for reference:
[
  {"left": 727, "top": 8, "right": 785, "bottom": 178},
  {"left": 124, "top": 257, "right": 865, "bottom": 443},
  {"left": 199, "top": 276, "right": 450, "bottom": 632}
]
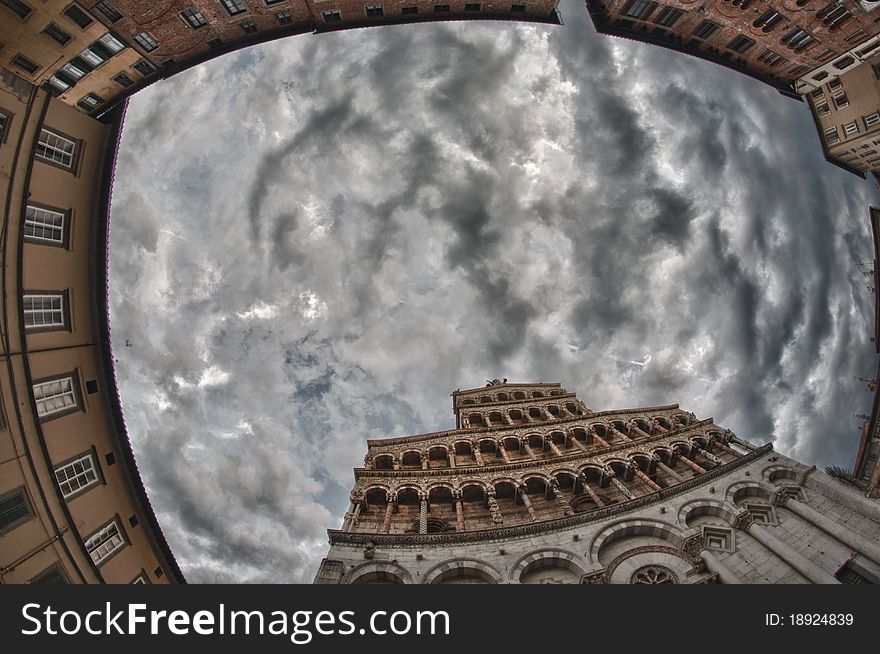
[{"left": 315, "top": 380, "right": 880, "bottom": 583}]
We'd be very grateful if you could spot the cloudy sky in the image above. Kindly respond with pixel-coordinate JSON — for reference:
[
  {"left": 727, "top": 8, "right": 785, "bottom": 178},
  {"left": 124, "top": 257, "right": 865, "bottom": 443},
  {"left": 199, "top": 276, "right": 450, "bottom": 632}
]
[{"left": 108, "top": 0, "right": 880, "bottom": 583}]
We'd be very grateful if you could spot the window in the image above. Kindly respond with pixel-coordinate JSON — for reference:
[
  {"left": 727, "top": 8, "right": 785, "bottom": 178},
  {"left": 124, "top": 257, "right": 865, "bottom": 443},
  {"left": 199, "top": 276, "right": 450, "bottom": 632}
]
[
  {"left": 782, "top": 28, "right": 815, "bottom": 50},
  {"left": 95, "top": 1, "right": 122, "bottom": 22},
  {"left": 818, "top": 2, "right": 852, "bottom": 30},
  {"left": 33, "top": 375, "right": 80, "bottom": 418},
  {"left": 23, "top": 292, "right": 67, "bottom": 330},
  {"left": 464, "top": 3, "right": 481, "bottom": 10},
  {"left": 77, "top": 93, "right": 104, "bottom": 112},
  {"left": 812, "top": 71, "right": 829, "bottom": 81},
  {"left": 835, "top": 562, "right": 870, "bottom": 584},
  {"left": 60, "top": 60, "right": 88, "bottom": 81},
  {"left": 833, "top": 56, "right": 854, "bottom": 70},
  {"left": 1, "top": 0, "right": 33, "bottom": 19},
  {"left": 752, "top": 9, "right": 783, "bottom": 31},
  {"left": 654, "top": 6, "right": 682, "bottom": 27},
  {"left": 843, "top": 121, "right": 859, "bottom": 137},
  {"left": 84, "top": 519, "right": 126, "bottom": 566},
  {"left": 42, "top": 22, "right": 72, "bottom": 46},
  {"left": 622, "top": 0, "right": 656, "bottom": 19},
  {"left": 833, "top": 93, "right": 849, "bottom": 109},
  {"left": 182, "top": 6, "right": 207, "bottom": 28},
  {"left": 55, "top": 451, "right": 101, "bottom": 499},
  {"left": 727, "top": 35, "right": 755, "bottom": 54},
  {"left": 276, "top": 9, "right": 292, "bottom": 23},
  {"left": 77, "top": 46, "right": 106, "bottom": 69},
  {"left": 402, "top": 5, "right": 418, "bottom": 13},
  {"left": 12, "top": 53, "right": 40, "bottom": 75},
  {"left": 25, "top": 205, "right": 68, "bottom": 246},
  {"left": 0, "top": 109, "right": 10, "bottom": 143},
  {"left": 30, "top": 564, "right": 68, "bottom": 584},
  {"left": 366, "top": 5, "right": 383, "bottom": 16},
  {"left": 865, "top": 113, "right": 880, "bottom": 129},
  {"left": 824, "top": 126, "right": 840, "bottom": 145},
  {"left": 47, "top": 75, "right": 71, "bottom": 94},
  {"left": 815, "top": 100, "right": 830, "bottom": 117},
  {"left": 758, "top": 50, "right": 784, "bottom": 66},
  {"left": 131, "top": 572, "right": 149, "bottom": 584},
  {"left": 322, "top": 9, "right": 341, "bottom": 21},
  {"left": 94, "top": 33, "right": 126, "bottom": 56},
  {"left": 63, "top": 3, "right": 94, "bottom": 29},
  {"left": 692, "top": 20, "right": 719, "bottom": 40},
  {"left": 133, "top": 32, "right": 158, "bottom": 52},
  {"left": 207, "top": 38, "right": 222, "bottom": 49},
  {"left": 112, "top": 71, "right": 135, "bottom": 88},
  {"left": 265, "top": 0, "right": 287, "bottom": 4},
  {"left": 434, "top": 4, "right": 450, "bottom": 11},
  {"left": 240, "top": 19, "right": 257, "bottom": 33},
  {"left": 132, "top": 59, "right": 156, "bottom": 77},
  {"left": 511, "top": 3, "right": 525, "bottom": 11},
  {"left": 35, "top": 128, "right": 77, "bottom": 169},
  {"left": 0, "top": 488, "right": 33, "bottom": 533},
  {"left": 220, "top": 0, "right": 248, "bottom": 15}
]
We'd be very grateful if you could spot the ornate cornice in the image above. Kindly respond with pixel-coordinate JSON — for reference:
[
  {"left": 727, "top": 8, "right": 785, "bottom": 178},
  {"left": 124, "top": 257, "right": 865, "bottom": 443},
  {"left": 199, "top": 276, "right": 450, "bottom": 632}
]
[{"left": 329, "top": 444, "right": 772, "bottom": 547}]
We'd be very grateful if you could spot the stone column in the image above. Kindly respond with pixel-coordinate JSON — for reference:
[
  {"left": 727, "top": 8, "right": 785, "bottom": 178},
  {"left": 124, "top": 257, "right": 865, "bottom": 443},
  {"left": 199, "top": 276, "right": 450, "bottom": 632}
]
[
  {"left": 590, "top": 427, "right": 610, "bottom": 448},
  {"left": 693, "top": 445, "right": 723, "bottom": 466},
  {"left": 448, "top": 450, "right": 456, "bottom": 468},
  {"left": 341, "top": 501, "right": 357, "bottom": 532},
  {"left": 652, "top": 420, "right": 668, "bottom": 434},
  {"left": 653, "top": 457, "right": 684, "bottom": 483},
  {"left": 393, "top": 457, "right": 400, "bottom": 471},
  {"left": 783, "top": 495, "right": 880, "bottom": 565},
  {"left": 729, "top": 435, "right": 757, "bottom": 452},
  {"left": 519, "top": 486, "right": 538, "bottom": 522},
  {"left": 474, "top": 447, "right": 484, "bottom": 466},
  {"left": 632, "top": 465, "right": 663, "bottom": 492},
  {"left": 699, "top": 549, "right": 740, "bottom": 584},
  {"left": 571, "top": 437, "right": 588, "bottom": 452},
  {"left": 421, "top": 454, "right": 428, "bottom": 470},
  {"left": 349, "top": 501, "right": 362, "bottom": 531},
  {"left": 605, "top": 470, "right": 636, "bottom": 500},
  {"left": 454, "top": 491, "right": 465, "bottom": 532},
  {"left": 739, "top": 515, "right": 838, "bottom": 584},
  {"left": 499, "top": 442, "right": 511, "bottom": 463},
  {"left": 487, "top": 490, "right": 503, "bottom": 525},
  {"left": 578, "top": 474, "right": 606, "bottom": 508},
  {"left": 676, "top": 453, "right": 707, "bottom": 475},
  {"left": 547, "top": 439, "right": 564, "bottom": 457},
  {"left": 551, "top": 481, "right": 574, "bottom": 516},
  {"left": 629, "top": 422, "right": 651, "bottom": 439},
  {"left": 419, "top": 494, "right": 428, "bottom": 534},
  {"left": 713, "top": 441, "right": 741, "bottom": 457},
  {"left": 610, "top": 424, "right": 633, "bottom": 442},
  {"left": 382, "top": 496, "right": 395, "bottom": 534}
]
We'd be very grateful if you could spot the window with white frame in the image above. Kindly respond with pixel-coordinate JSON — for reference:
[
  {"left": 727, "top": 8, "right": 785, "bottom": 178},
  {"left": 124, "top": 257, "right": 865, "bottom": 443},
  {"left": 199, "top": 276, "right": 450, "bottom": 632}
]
[
  {"left": 824, "top": 126, "right": 840, "bottom": 145},
  {"left": 843, "top": 121, "right": 859, "bottom": 137},
  {"left": 84, "top": 520, "right": 125, "bottom": 565},
  {"left": 865, "top": 112, "right": 880, "bottom": 129},
  {"left": 24, "top": 204, "right": 67, "bottom": 245},
  {"left": 23, "top": 292, "right": 66, "bottom": 330},
  {"left": 33, "top": 376, "right": 79, "bottom": 418},
  {"left": 815, "top": 100, "right": 830, "bottom": 117},
  {"left": 35, "top": 128, "right": 77, "bottom": 169},
  {"left": 622, "top": 0, "right": 657, "bottom": 19},
  {"left": 55, "top": 451, "right": 100, "bottom": 498},
  {"left": 220, "top": 0, "right": 248, "bottom": 15}
]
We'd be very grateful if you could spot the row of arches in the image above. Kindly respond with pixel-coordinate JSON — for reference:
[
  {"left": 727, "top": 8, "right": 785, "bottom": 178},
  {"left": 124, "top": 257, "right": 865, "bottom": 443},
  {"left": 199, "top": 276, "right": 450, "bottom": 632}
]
[
  {"left": 368, "top": 419, "right": 720, "bottom": 471},
  {"left": 463, "top": 401, "right": 587, "bottom": 428},
  {"left": 351, "top": 437, "right": 749, "bottom": 534},
  {"left": 344, "top": 469, "right": 813, "bottom": 584},
  {"left": 458, "top": 388, "right": 567, "bottom": 406}
]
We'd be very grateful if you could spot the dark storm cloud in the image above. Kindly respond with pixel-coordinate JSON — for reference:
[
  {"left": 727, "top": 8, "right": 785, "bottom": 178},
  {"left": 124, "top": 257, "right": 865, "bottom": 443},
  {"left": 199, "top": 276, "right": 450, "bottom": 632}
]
[{"left": 109, "top": 0, "right": 880, "bottom": 582}]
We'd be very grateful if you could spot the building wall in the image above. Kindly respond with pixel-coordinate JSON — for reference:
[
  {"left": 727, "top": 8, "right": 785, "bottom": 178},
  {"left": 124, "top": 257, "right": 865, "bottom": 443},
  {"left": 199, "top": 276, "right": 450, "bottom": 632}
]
[
  {"left": 318, "top": 448, "right": 880, "bottom": 583},
  {"left": 807, "top": 56, "right": 880, "bottom": 177},
  {"left": 0, "top": 71, "right": 182, "bottom": 584},
  {"left": 1, "top": 0, "right": 561, "bottom": 118},
  {"left": 586, "top": 0, "right": 880, "bottom": 93},
  {"left": 317, "top": 381, "right": 880, "bottom": 584}
]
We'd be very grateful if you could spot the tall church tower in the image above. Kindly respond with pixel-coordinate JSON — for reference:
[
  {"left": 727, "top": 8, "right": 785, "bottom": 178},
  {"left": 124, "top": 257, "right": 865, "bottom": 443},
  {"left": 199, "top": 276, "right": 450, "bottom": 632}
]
[{"left": 314, "top": 380, "right": 880, "bottom": 584}]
